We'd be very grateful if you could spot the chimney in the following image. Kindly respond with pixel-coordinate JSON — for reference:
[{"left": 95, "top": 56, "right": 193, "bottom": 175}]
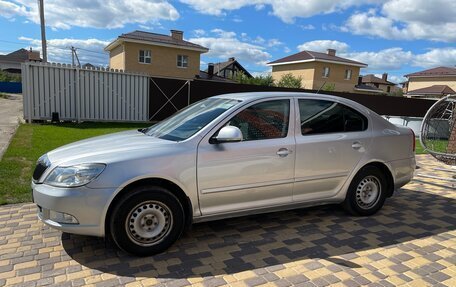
[
  {"left": 382, "top": 73, "right": 388, "bottom": 81},
  {"left": 327, "top": 49, "right": 336, "bottom": 56},
  {"left": 357, "top": 76, "right": 363, "bottom": 86},
  {"left": 170, "top": 30, "right": 183, "bottom": 41},
  {"left": 228, "top": 57, "right": 235, "bottom": 62},
  {"left": 27, "top": 48, "right": 41, "bottom": 61},
  {"left": 208, "top": 63, "right": 214, "bottom": 77}
]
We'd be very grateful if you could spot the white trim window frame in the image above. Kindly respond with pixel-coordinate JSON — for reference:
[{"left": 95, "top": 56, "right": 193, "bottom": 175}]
[
  {"left": 177, "top": 55, "right": 188, "bottom": 68},
  {"left": 322, "top": 66, "right": 330, "bottom": 78},
  {"left": 139, "top": 50, "right": 151, "bottom": 64},
  {"left": 345, "top": 69, "right": 352, "bottom": 80}
]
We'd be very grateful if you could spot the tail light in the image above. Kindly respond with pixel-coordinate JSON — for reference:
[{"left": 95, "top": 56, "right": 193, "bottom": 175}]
[{"left": 411, "top": 129, "right": 416, "bottom": 152}]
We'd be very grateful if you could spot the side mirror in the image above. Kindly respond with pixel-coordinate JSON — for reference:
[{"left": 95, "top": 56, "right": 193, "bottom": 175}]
[{"left": 214, "top": 126, "right": 243, "bottom": 143}]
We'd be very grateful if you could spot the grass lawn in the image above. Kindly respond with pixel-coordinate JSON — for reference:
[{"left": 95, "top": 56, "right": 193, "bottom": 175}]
[
  {"left": 0, "top": 122, "right": 150, "bottom": 205},
  {"left": 415, "top": 139, "right": 426, "bottom": 155}
]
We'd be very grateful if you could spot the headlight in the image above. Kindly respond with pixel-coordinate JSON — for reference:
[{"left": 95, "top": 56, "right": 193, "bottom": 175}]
[{"left": 44, "top": 163, "right": 106, "bottom": 187}]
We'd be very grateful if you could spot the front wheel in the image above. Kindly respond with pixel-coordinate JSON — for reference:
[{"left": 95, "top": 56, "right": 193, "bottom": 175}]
[
  {"left": 343, "top": 166, "right": 387, "bottom": 216},
  {"left": 109, "top": 186, "right": 185, "bottom": 256}
]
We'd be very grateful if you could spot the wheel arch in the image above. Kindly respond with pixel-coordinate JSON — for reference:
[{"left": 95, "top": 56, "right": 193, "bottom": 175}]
[
  {"left": 104, "top": 177, "right": 193, "bottom": 239},
  {"left": 357, "top": 161, "right": 395, "bottom": 197}
]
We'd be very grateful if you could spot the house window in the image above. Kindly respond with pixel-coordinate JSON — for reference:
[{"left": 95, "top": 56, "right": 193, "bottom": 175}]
[
  {"left": 387, "top": 86, "right": 391, "bottom": 93},
  {"left": 345, "top": 69, "right": 352, "bottom": 80},
  {"left": 177, "top": 55, "right": 188, "bottom": 68},
  {"left": 139, "top": 50, "right": 151, "bottom": 64},
  {"left": 322, "top": 67, "right": 330, "bottom": 78}
]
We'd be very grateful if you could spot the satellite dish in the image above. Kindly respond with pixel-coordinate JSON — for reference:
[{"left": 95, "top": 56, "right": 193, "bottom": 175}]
[{"left": 420, "top": 94, "right": 456, "bottom": 165}]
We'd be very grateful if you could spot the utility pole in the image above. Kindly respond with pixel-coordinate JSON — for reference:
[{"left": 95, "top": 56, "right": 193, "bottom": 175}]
[
  {"left": 38, "top": 0, "right": 47, "bottom": 62},
  {"left": 71, "top": 46, "right": 80, "bottom": 67}
]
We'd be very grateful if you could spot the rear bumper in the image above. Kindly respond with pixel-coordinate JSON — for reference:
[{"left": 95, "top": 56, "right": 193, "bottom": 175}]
[
  {"left": 388, "top": 157, "right": 416, "bottom": 190},
  {"left": 32, "top": 182, "right": 115, "bottom": 237}
]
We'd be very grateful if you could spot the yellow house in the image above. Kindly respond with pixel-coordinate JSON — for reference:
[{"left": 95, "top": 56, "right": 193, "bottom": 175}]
[
  {"left": 267, "top": 49, "right": 367, "bottom": 92},
  {"left": 105, "top": 30, "right": 208, "bottom": 79},
  {"left": 405, "top": 67, "right": 456, "bottom": 98}
]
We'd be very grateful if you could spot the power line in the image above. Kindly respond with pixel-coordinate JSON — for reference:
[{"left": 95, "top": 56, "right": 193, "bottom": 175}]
[{"left": 75, "top": 47, "right": 108, "bottom": 55}]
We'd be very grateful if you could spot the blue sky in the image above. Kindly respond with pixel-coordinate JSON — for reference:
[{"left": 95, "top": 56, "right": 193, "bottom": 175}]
[{"left": 1, "top": 0, "right": 455, "bottom": 83}]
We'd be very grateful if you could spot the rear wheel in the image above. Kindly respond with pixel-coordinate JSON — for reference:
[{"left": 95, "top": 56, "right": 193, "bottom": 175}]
[
  {"left": 343, "top": 166, "right": 387, "bottom": 216},
  {"left": 110, "top": 186, "right": 185, "bottom": 256}
]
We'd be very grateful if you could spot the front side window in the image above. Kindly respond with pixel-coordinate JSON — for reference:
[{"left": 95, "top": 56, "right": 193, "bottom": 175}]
[
  {"left": 225, "top": 100, "right": 290, "bottom": 141},
  {"left": 299, "top": 99, "right": 367, "bottom": 135},
  {"left": 139, "top": 50, "right": 151, "bottom": 64},
  {"left": 345, "top": 69, "right": 352, "bottom": 80},
  {"left": 177, "top": 55, "right": 188, "bottom": 68},
  {"left": 322, "top": 67, "right": 330, "bottom": 78}
]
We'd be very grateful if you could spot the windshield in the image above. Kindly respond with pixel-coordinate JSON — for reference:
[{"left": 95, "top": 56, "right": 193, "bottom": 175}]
[{"left": 145, "top": 98, "right": 240, "bottom": 141}]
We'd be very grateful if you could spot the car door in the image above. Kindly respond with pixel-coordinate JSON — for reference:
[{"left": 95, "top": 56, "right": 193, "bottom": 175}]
[
  {"left": 197, "top": 98, "right": 295, "bottom": 215},
  {"left": 293, "top": 98, "right": 372, "bottom": 202}
]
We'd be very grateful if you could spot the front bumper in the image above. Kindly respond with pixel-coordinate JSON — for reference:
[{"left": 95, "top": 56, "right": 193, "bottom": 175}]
[{"left": 32, "top": 182, "right": 115, "bottom": 237}]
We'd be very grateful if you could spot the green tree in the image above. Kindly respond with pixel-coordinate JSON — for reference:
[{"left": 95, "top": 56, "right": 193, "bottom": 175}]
[
  {"left": 322, "top": 83, "right": 336, "bottom": 92},
  {"left": 0, "top": 70, "right": 21, "bottom": 82},
  {"left": 276, "top": 73, "right": 302, "bottom": 89},
  {"left": 235, "top": 71, "right": 275, "bottom": 87}
]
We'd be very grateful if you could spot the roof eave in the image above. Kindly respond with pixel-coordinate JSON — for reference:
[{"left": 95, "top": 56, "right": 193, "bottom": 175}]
[{"left": 268, "top": 58, "right": 367, "bottom": 68}]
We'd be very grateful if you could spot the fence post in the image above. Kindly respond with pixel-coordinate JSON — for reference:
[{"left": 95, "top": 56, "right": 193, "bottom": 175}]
[
  {"left": 26, "top": 63, "right": 32, "bottom": 123},
  {"left": 75, "top": 67, "right": 80, "bottom": 122}
]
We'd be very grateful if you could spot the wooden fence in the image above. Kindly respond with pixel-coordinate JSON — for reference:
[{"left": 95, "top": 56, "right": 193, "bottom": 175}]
[{"left": 22, "top": 62, "right": 149, "bottom": 122}]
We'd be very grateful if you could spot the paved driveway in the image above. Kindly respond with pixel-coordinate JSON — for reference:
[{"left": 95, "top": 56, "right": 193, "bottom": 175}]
[
  {"left": 0, "top": 155, "right": 455, "bottom": 287},
  {"left": 0, "top": 94, "right": 23, "bottom": 159}
]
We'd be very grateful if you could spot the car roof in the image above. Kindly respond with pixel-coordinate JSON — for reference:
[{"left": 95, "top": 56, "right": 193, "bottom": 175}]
[
  {"left": 213, "top": 92, "right": 370, "bottom": 112},
  {"left": 214, "top": 91, "right": 343, "bottom": 102}
]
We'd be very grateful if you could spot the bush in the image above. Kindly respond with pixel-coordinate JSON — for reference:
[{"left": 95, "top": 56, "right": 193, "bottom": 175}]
[
  {"left": 235, "top": 71, "right": 275, "bottom": 87},
  {"left": 0, "top": 70, "right": 21, "bottom": 82},
  {"left": 276, "top": 73, "right": 302, "bottom": 89}
]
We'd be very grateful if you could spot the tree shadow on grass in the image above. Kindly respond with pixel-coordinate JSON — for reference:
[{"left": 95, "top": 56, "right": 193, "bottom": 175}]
[{"left": 62, "top": 187, "right": 455, "bottom": 279}]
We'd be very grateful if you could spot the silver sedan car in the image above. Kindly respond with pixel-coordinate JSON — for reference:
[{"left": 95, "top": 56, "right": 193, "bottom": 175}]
[{"left": 32, "top": 92, "right": 415, "bottom": 255}]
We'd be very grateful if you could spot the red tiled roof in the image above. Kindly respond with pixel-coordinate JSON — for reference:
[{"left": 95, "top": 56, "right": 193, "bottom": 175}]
[
  {"left": 117, "top": 30, "right": 208, "bottom": 51},
  {"left": 407, "top": 85, "right": 455, "bottom": 95},
  {"left": 267, "top": 50, "right": 367, "bottom": 67},
  {"left": 405, "top": 67, "right": 456, "bottom": 77}
]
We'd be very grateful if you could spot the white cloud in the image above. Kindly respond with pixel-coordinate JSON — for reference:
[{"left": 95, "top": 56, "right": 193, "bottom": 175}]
[
  {"left": 296, "top": 40, "right": 456, "bottom": 71},
  {"left": 343, "top": 1, "right": 456, "bottom": 42},
  {"left": 297, "top": 40, "right": 349, "bottom": 53},
  {"left": 180, "top": 0, "right": 383, "bottom": 23},
  {"left": 341, "top": 48, "right": 414, "bottom": 70},
  {"left": 19, "top": 36, "right": 110, "bottom": 66},
  {"left": 413, "top": 48, "right": 456, "bottom": 68},
  {"left": 0, "top": 0, "right": 179, "bottom": 29},
  {"left": 267, "top": 39, "right": 283, "bottom": 47},
  {"left": 193, "top": 29, "right": 206, "bottom": 37},
  {"left": 301, "top": 24, "right": 315, "bottom": 30},
  {"left": 189, "top": 29, "right": 271, "bottom": 66}
]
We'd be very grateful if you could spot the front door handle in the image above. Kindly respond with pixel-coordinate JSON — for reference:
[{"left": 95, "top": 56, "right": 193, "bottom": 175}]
[
  {"left": 277, "top": 148, "right": 292, "bottom": 157},
  {"left": 352, "top": 141, "right": 363, "bottom": 150}
]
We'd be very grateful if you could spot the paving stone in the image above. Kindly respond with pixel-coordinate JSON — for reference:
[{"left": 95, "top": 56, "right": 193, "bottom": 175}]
[{"left": 0, "top": 155, "right": 454, "bottom": 287}]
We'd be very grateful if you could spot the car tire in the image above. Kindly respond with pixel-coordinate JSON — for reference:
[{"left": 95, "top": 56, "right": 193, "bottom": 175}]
[
  {"left": 343, "top": 166, "right": 387, "bottom": 216},
  {"left": 109, "top": 186, "right": 185, "bottom": 256}
]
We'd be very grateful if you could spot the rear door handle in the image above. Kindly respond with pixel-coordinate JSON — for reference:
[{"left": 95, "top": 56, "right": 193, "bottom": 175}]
[
  {"left": 352, "top": 142, "right": 363, "bottom": 150},
  {"left": 277, "top": 148, "right": 292, "bottom": 157}
]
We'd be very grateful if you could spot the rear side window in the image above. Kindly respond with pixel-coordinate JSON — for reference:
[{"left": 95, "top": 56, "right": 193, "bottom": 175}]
[{"left": 299, "top": 99, "right": 367, "bottom": 135}]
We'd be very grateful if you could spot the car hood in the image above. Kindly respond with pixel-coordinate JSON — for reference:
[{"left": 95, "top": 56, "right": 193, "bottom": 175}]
[{"left": 47, "top": 130, "right": 175, "bottom": 165}]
